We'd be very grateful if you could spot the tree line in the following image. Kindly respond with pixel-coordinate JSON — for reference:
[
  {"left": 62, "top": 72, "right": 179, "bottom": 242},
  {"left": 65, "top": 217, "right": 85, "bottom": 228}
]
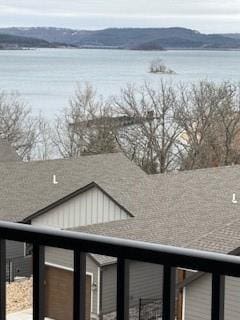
[{"left": 1, "top": 80, "right": 240, "bottom": 174}]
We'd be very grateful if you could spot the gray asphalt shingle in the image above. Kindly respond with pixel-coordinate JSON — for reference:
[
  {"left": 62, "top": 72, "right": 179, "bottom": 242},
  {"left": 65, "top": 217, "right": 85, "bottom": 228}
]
[
  {"left": 0, "top": 139, "right": 19, "bottom": 162},
  {"left": 1, "top": 150, "right": 240, "bottom": 255},
  {"left": 73, "top": 165, "right": 240, "bottom": 254},
  {"left": 0, "top": 153, "right": 147, "bottom": 222}
]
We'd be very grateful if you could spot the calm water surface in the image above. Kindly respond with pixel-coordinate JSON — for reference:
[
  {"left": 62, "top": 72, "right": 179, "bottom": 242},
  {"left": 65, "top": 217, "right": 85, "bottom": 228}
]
[{"left": 1, "top": 48, "right": 240, "bottom": 117}]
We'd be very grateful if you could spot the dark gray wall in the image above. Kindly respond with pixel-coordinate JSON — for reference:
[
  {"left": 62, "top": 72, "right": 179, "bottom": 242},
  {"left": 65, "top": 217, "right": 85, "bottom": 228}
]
[
  {"left": 101, "top": 261, "right": 163, "bottom": 314},
  {"left": 4, "top": 241, "right": 32, "bottom": 281},
  {"left": 6, "top": 240, "right": 25, "bottom": 259},
  {"left": 10, "top": 256, "right": 32, "bottom": 280}
]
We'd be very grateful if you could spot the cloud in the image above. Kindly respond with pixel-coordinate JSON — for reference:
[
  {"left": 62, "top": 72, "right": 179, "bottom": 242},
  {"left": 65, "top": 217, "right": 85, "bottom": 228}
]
[
  {"left": 1, "top": 0, "right": 240, "bottom": 32},
  {"left": 2, "top": 0, "right": 240, "bottom": 16}
]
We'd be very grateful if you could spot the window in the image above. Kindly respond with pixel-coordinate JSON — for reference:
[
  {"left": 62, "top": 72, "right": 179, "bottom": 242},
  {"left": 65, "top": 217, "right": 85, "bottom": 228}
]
[{"left": 24, "top": 243, "right": 33, "bottom": 256}]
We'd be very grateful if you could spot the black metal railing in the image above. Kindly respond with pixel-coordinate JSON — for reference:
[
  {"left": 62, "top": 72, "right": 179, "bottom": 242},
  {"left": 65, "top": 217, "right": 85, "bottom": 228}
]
[
  {"left": 139, "top": 298, "right": 163, "bottom": 320},
  {"left": 0, "top": 221, "right": 240, "bottom": 320}
]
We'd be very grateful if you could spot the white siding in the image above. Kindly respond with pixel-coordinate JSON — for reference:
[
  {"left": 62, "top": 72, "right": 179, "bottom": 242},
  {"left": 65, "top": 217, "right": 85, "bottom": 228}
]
[
  {"left": 185, "top": 274, "right": 211, "bottom": 320},
  {"left": 225, "top": 276, "right": 240, "bottom": 320},
  {"left": 185, "top": 274, "right": 240, "bottom": 320},
  {"left": 32, "top": 187, "right": 129, "bottom": 229}
]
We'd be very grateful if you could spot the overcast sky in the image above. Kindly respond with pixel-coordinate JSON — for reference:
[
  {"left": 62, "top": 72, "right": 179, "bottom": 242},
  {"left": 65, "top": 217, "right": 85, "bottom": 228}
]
[{"left": 1, "top": 0, "right": 240, "bottom": 33}]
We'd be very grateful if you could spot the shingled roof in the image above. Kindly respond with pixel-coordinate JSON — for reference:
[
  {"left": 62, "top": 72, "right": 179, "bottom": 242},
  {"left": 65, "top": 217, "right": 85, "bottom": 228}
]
[
  {"left": 0, "top": 139, "right": 19, "bottom": 162},
  {"left": 1, "top": 150, "right": 240, "bottom": 255},
  {"left": 73, "top": 165, "right": 240, "bottom": 255},
  {"left": 0, "top": 152, "right": 148, "bottom": 222}
]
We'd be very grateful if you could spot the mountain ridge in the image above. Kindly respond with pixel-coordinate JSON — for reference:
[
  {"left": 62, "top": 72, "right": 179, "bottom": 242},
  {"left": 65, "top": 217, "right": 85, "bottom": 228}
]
[
  {"left": 0, "top": 32, "right": 65, "bottom": 49},
  {"left": 1, "top": 27, "right": 240, "bottom": 50}
]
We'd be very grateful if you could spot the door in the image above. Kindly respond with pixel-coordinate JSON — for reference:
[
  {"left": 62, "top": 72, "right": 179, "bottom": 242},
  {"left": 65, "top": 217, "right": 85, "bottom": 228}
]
[{"left": 44, "top": 266, "right": 91, "bottom": 320}]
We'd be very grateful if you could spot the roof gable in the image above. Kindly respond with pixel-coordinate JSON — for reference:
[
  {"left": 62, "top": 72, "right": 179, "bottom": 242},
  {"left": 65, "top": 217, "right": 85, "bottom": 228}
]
[
  {"left": 25, "top": 181, "right": 133, "bottom": 223},
  {"left": 0, "top": 153, "right": 147, "bottom": 222},
  {"left": 28, "top": 182, "right": 132, "bottom": 228}
]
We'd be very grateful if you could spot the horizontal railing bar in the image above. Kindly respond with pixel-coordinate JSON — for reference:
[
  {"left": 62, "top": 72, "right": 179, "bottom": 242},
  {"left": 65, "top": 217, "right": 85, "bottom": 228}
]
[{"left": 0, "top": 221, "right": 240, "bottom": 276}]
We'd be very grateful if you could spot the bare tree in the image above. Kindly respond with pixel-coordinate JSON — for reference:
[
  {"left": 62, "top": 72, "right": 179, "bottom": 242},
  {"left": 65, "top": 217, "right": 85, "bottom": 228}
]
[
  {"left": 113, "top": 82, "right": 181, "bottom": 173},
  {"left": 30, "top": 115, "right": 56, "bottom": 160},
  {"left": 176, "top": 81, "right": 240, "bottom": 169},
  {"left": 51, "top": 80, "right": 240, "bottom": 172},
  {"left": 53, "top": 84, "right": 118, "bottom": 158},
  {"left": 0, "top": 91, "right": 39, "bottom": 160}
]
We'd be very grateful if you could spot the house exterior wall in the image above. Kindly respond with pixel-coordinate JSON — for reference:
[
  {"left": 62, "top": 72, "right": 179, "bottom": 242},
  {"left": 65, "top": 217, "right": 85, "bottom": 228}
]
[
  {"left": 11, "top": 256, "right": 32, "bottom": 279},
  {"left": 5, "top": 241, "right": 32, "bottom": 280},
  {"left": 31, "top": 187, "right": 129, "bottom": 229},
  {"left": 46, "top": 248, "right": 164, "bottom": 317},
  {"left": 101, "top": 261, "right": 163, "bottom": 314},
  {"left": 6, "top": 241, "right": 24, "bottom": 259},
  {"left": 184, "top": 274, "right": 211, "bottom": 320},
  {"left": 45, "top": 247, "right": 100, "bottom": 317},
  {"left": 184, "top": 273, "right": 240, "bottom": 320}
]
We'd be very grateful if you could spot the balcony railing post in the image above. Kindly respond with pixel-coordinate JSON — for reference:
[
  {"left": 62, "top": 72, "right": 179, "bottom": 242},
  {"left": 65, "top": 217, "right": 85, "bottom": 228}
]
[
  {"left": 73, "top": 250, "right": 86, "bottom": 320},
  {"left": 162, "top": 266, "right": 176, "bottom": 320},
  {"left": 211, "top": 273, "right": 225, "bottom": 320},
  {"left": 117, "top": 258, "right": 129, "bottom": 320},
  {"left": 33, "top": 244, "right": 45, "bottom": 320},
  {"left": 0, "top": 239, "right": 6, "bottom": 320}
]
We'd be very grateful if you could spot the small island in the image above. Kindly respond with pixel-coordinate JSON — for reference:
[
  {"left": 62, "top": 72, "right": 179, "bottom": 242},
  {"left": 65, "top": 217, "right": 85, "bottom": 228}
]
[{"left": 149, "top": 59, "right": 176, "bottom": 74}]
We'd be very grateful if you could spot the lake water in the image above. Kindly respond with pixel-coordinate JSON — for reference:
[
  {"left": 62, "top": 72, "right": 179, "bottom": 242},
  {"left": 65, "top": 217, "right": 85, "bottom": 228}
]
[{"left": 1, "top": 48, "right": 240, "bottom": 117}]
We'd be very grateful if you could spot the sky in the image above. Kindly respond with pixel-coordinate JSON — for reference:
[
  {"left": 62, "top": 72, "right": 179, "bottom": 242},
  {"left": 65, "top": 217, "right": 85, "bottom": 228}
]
[{"left": 1, "top": 0, "right": 240, "bottom": 33}]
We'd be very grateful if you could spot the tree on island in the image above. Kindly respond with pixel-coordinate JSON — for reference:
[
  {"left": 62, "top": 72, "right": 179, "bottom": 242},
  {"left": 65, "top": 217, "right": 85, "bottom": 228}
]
[{"left": 149, "top": 59, "right": 175, "bottom": 74}]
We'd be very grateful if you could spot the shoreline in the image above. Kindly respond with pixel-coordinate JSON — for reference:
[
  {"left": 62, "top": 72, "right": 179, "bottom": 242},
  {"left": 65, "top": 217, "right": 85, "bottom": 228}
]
[{"left": 1, "top": 47, "right": 240, "bottom": 53}]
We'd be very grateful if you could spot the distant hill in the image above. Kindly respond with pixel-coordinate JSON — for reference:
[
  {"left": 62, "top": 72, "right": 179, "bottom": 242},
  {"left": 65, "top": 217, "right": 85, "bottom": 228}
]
[
  {"left": 130, "top": 39, "right": 164, "bottom": 51},
  {"left": 1, "top": 27, "right": 240, "bottom": 50},
  {"left": 0, "top": 27, "right": 91, "bottom": 46},
  {"left": 220, "top": 34, "right": 240, "bottom": 41},
  {"left": 0, "top": 33, "right": 58, "bottom": 49}
]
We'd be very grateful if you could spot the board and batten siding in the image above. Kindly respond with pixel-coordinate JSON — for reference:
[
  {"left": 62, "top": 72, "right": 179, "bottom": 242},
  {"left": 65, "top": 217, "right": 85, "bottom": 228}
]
[
  {"left": 6, "top": 241, "right": 24, "bottom": 259},
  {"left": 32, "top": 187, "right": 129, "bottom": 229},
  {"left": 101, "top": 261, "right": 163, "bottom": 314},
  {"left": 45, "top": 247, "right": 99, "bottom": 317},
  {"left": 184, "top": 273, "right": 240, "bottom": 320},
  {"left": 4, "top": 241, "right": 32, "bottom": 280}
]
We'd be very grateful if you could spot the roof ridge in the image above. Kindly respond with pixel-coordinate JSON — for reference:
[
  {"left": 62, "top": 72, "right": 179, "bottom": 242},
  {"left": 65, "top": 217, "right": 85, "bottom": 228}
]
[
  {"left": 186, "top": 215, "right": 240, "bottom": 250},
  {"left": 151, "top": 164, "right": 240, "bottom": 179},
  {"left": 0, "top": 152, "right": 127, "bottom": 166}
]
